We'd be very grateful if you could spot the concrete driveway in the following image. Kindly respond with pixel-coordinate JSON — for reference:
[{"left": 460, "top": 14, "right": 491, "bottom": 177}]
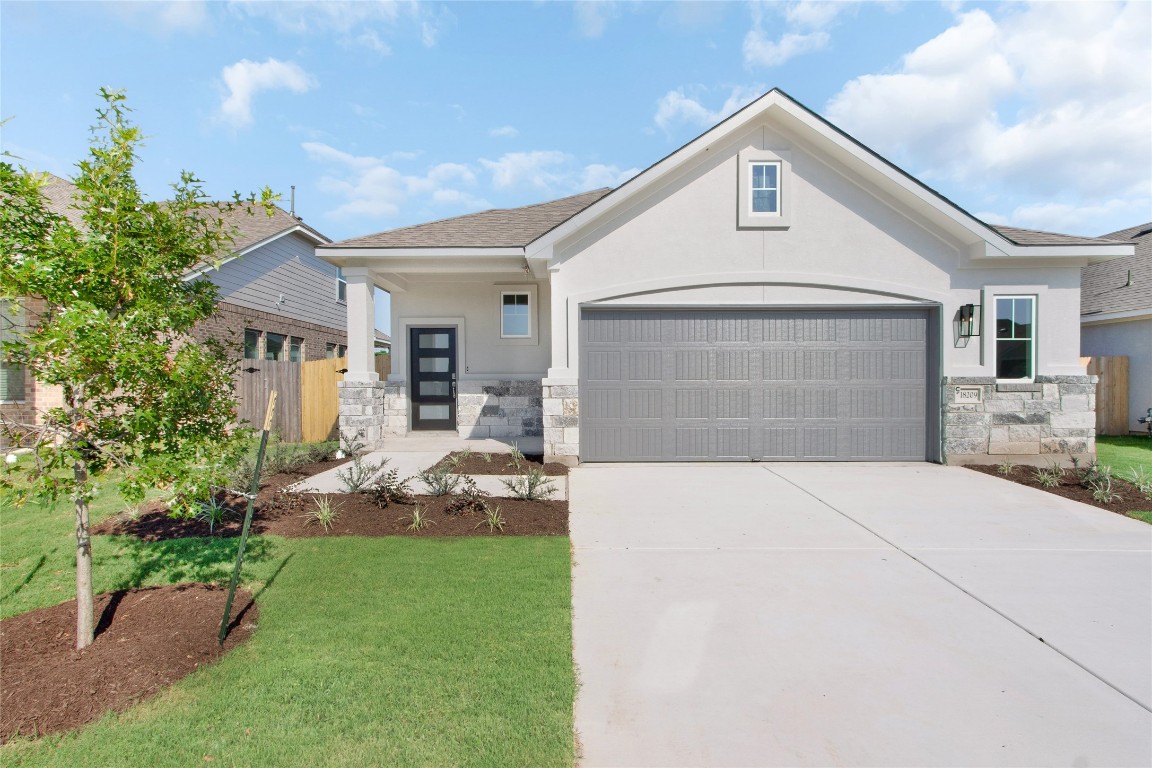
[{"left": 570, "top": 463, "right": 1152, "bottom": 767}]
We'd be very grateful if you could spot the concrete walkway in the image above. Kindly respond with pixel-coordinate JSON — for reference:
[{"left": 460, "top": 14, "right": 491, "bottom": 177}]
[
  {"left": 571, "top": 463, "right": 1152, "bottom": 767},
  {"left": 288, "top": 434, "right": 565, "bottom": 499}
]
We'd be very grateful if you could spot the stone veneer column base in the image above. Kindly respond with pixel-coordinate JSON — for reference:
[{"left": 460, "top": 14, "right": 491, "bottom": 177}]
[
  {"left": 455, "top": 379, "right": 543, "bottom": 440},
  {"left": 542, "top": 380, "right": 579, "bottom": 465},
  {"left": 943, "top": 375, "right": 1096, "bottom": 466},
  {"left": 338, "top": 379, "right": 407, "bottom": 448}
]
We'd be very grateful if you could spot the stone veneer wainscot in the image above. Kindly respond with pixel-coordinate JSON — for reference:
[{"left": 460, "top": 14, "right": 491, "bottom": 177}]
[
  {"left": 456, "top": 379, "right": 543, "bottom": 440},
  {"left": 943, "top": 375, "right": 1097, "bottom": 464}
]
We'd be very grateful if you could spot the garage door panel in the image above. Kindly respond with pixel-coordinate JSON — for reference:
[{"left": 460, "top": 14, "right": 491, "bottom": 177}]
[{"left": 581, "top": 308, "right": 933, "bottom": 461}]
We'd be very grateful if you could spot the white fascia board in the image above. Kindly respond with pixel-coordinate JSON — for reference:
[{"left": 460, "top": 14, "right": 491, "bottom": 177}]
[{"left": 1080, "top": 308, "right": 1152, "bottom": 325}]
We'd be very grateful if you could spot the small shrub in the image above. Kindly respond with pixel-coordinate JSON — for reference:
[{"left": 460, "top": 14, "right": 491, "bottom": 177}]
[
  {"left": 1088, "top": 470, "right": 1121, "bottom": 504},
  {"left": 507, "top": 445, "right": 526, "bottom": 472},
  {"left": 337, "top": 456, "right": 390, "bottom": 493},
  {"left": 1034, "top": 461, "right": 1064, "bottom": 488},
  {"left": 304, "top": 440, "right": 339, "bottom": 464},
  {"left": 501, "top": 468, "right": 557, "bottom": 501},
  {"left": 481, "top": 452, "right": 492, "bottom": 463},
  {"left": 996, "top": 459, "right": 1016, "bottom": 475},
  {"left": 303, "top": 495, "right": 342, "bottom": 532},
  {"left": 261, "top": 440, "right": 297, "bottom": 477},
  {"left": 371, "top": 468, "right": 413, "bottom": 508},
  {"left": 404, "top": 505, "right": 435, "bottom": 531},
  {"left": 1123, "top": 467, "right": 1152, "bottom": 500},
  {"left": 196, "top": 493, "right": 232, "bottom": 534},
  {"left": 340, "top": 429, "right": 367, "bottom": 457},
  {"left": 222, "top": 455, "right": 257, "bottom": 492},
  {"left": 446, "top": 475, "right": 489, "bottom": 516},
  {"left": 418, "top": 467, "right": 461, "bottom": 496},
  {"left": 476, "top": 504, "right": 505, "bottom": 533}
]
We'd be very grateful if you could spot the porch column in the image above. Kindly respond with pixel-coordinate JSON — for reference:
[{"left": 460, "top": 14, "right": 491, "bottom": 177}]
[{"left": 344, "top": 268, "right": 377, "bottom": 383}]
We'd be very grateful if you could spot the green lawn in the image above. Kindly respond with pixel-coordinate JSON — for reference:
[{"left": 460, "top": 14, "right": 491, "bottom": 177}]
[
  {"left": 1096, "top": 435, "right": 1152, "bottom": 523},
  {"left": 1, "top": 484, "right": 574, "bottom": 767}
]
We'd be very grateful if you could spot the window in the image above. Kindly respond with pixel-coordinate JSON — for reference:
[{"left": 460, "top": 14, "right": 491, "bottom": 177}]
[
  {"left": 243, "top": 329, "right": 261, "bottom": 360},
  {"left": 1, "top": 302, "right": 26, "bottom": 403},
  {"left": 995, "top": 296, "right": 1035, "bottom": 380},
  {"left": 501, "top": 292, "right": 531, "bottom": 338},
  {"left": 325, "top": 342, "right": 347, "bottom": 359},
  {"left": 336, "top": 267, "right": 347, "bottom": 303},
  {"left": 750, "top": 162, "right": 780, "bottom": 214},
  {"left": 737, "top": 148, "right": 792, "bottom": 228},
  {"left": 289, "top": 337, "right": 304, "bottom": 363},
  {"left": 265, "top": 332, "right": 286, "bottom": 361}
]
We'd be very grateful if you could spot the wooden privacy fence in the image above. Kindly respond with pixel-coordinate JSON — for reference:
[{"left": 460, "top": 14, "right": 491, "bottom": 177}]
[
  {"left": 1084, "top": 356, "right": 1129, "bottom": 436},
  {"left": 237, "top": 355, "right": 391, "bottom": 443},
  {"left": 236, "top": 360, "right": 302, "bottom": 442},
  {"left": 301, "top": 357, "right": 346, "bottom": 443}
]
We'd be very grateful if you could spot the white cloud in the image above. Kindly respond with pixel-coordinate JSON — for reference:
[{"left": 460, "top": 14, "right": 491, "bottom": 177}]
[
  {"left": 218, "top": 58, "right": 316, "bottom": 127},
  {"left": 744, "top": 1, "right": 851, "bottom": 67},
  {"left": 825, "top": 1, "right": 1152, "bottom": 227},
  {"left": 979, "top": 199, "right": 1152, "bottom": 237},
  {"left": 654, "top": 85, "right": 764, "bottom": 134},
  {"left": 481, "top": 151, "right": 571, "bottom": 191},
  {"left": 575, "top": 1, "right": 618, "bottom": 38},
  {"left": 302, "top": 142, "right": 488, "bottom": 218},
  {"left": 228, "top": 0, "right": 452, "bottom": 52},
  {"left": 489, "top": 126, "right": 520, "bottom": 139},
  {"left": 580, "top": 163, "right": 641, "bottom": 190},
  {"left": 111, "top": 1, "right": 209, "bottom": 34}
]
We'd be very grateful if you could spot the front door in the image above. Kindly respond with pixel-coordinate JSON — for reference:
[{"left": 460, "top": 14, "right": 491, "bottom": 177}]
[{"left": 409, "top": 327, "right": 457, "bottom": 430}]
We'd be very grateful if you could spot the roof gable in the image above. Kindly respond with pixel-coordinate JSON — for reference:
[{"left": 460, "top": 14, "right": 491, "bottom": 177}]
[{"left": 525, "top": 89, "right": 1128, "bottom": 260}]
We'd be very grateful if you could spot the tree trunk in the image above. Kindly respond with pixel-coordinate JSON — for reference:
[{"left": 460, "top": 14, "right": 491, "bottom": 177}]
[{"left": 74, "top": 460, "right": 94, "bottom": 650}]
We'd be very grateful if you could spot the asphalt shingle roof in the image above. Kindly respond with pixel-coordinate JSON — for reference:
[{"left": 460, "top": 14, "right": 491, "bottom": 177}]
[
  {"left": 35, "top": 173, "right": 327, "bottom": 256},
  {"left": 326, "top": 188, "right": 613, "bottom": 249},
  {"left": 1081, "top": 222, "right": 1152, "bottom": 316},
  {"left": 988, "top": 225, "right": 1119, "bottom": 247}
]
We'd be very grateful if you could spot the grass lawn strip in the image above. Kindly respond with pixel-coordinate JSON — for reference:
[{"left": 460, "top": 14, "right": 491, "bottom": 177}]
[{"left": 2, "top": 537, "right": 573, "bottom": 768}]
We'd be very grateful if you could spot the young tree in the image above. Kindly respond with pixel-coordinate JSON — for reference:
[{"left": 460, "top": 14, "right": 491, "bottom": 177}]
[{"left": 0, "top": 89, "right": 274, "bottom": 649}]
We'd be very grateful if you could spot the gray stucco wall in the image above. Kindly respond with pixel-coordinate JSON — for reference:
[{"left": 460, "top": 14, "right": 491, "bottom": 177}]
[
  {"left": 209, "top": 231, "right": 346, "bottom": 331},
  {"left": 1082, "top": 318, "right": 1152, "bottom": 432}
]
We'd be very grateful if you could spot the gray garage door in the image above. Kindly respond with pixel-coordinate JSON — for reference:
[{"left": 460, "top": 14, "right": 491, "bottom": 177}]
[{"left": 579, "top": 308, "right": 937, "bottom": 462}]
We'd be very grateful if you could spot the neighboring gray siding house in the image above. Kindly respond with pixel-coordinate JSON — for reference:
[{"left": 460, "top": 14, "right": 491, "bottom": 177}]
[
  {"left": 319, "top": 89, "right": 1133, "bottom": 465},
  {"left": 1081, "top": 223, "right": 1152, "bottom": 433}
]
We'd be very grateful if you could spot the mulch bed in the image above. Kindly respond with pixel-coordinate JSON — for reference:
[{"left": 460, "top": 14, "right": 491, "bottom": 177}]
[
  {"left": 94, "top": 452, "right": 568, "bottom": 542},
  {"left": 0, "top": 584, "right": 256, "bottom": 743},
  {"left": 966, "top": 464, "right": 1152, "bottom": 517},
  {"left": 429, "top": 451, "right": 570, "bottom": 477}
]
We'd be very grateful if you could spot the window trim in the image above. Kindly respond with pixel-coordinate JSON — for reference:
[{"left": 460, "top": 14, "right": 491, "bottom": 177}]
[
  {"left": 737, "top": 148, "right": 792, "bottom": 229},
  {"left": 495, "top": 291, "right": 529, "bottom": 338},
  {"left": 993, "top": 295, "right": 1036, "bottom": 381}
]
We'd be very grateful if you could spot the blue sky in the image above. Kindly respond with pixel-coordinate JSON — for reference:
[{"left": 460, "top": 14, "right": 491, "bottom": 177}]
[{"left": 3, "top": 1, "right": 1150, "bottom": 330}]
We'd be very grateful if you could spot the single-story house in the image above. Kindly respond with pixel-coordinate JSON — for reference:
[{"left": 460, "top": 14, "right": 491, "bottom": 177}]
[
  {"left": 318, "top": 89, "right": 1133, "bottom": 464},
  {"left": 1, "top": 174, "right": 348, "bottom": 447},
  {"left": 1081, "top": 222, "right": 1152, "bottom": 433}
]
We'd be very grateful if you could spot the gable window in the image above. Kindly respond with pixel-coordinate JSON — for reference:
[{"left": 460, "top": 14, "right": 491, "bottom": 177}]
[
  {"left": 336, "top": 267, "right": 347, "bottom": 303},
  {"left": 243, "top": 329, "right": 261, "bottom": 360},
  {"left": 995, "top": 296, "right": 1035, "bottom": 380},
  {"left": 750, "top": 162, "right": 780, "bottom": 214},
  {"left": 737, "top": 148, "right": 792, "bottom": 228},
  {"left": 501, "top": 292, "right": 531, "bottom": 338},
  {"left": 1, "top": 303, "right": 26, "bottom": 403}
]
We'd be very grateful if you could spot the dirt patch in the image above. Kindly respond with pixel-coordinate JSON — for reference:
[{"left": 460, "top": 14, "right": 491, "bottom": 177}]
[
  {"left": 966, "top": 464, "right": 1152, "bottom": 518},
  {"left": 429, "top": 451, "right": 570, "bottom": 477},
  {"left": 0, "top": 584, "right": 256, "bottom": 743}
]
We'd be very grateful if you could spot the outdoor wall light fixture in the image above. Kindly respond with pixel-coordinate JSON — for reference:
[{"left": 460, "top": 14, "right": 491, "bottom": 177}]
[{"left": 957, "top": 303, "right": 981, "bottom": 337}]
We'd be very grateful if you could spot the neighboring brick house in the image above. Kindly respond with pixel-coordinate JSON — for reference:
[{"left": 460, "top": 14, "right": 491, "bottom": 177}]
[
  {"left": 1, "top": 174, "right": 348, "bottom": 448},
  {"left": 1081, "top": 222, "right": 1152, "bottom": 433}
]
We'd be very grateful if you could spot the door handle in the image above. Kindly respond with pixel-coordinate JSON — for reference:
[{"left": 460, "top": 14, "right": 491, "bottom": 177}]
[{"left": 451, "top": 372, "right": 457, "bottom": 398}]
